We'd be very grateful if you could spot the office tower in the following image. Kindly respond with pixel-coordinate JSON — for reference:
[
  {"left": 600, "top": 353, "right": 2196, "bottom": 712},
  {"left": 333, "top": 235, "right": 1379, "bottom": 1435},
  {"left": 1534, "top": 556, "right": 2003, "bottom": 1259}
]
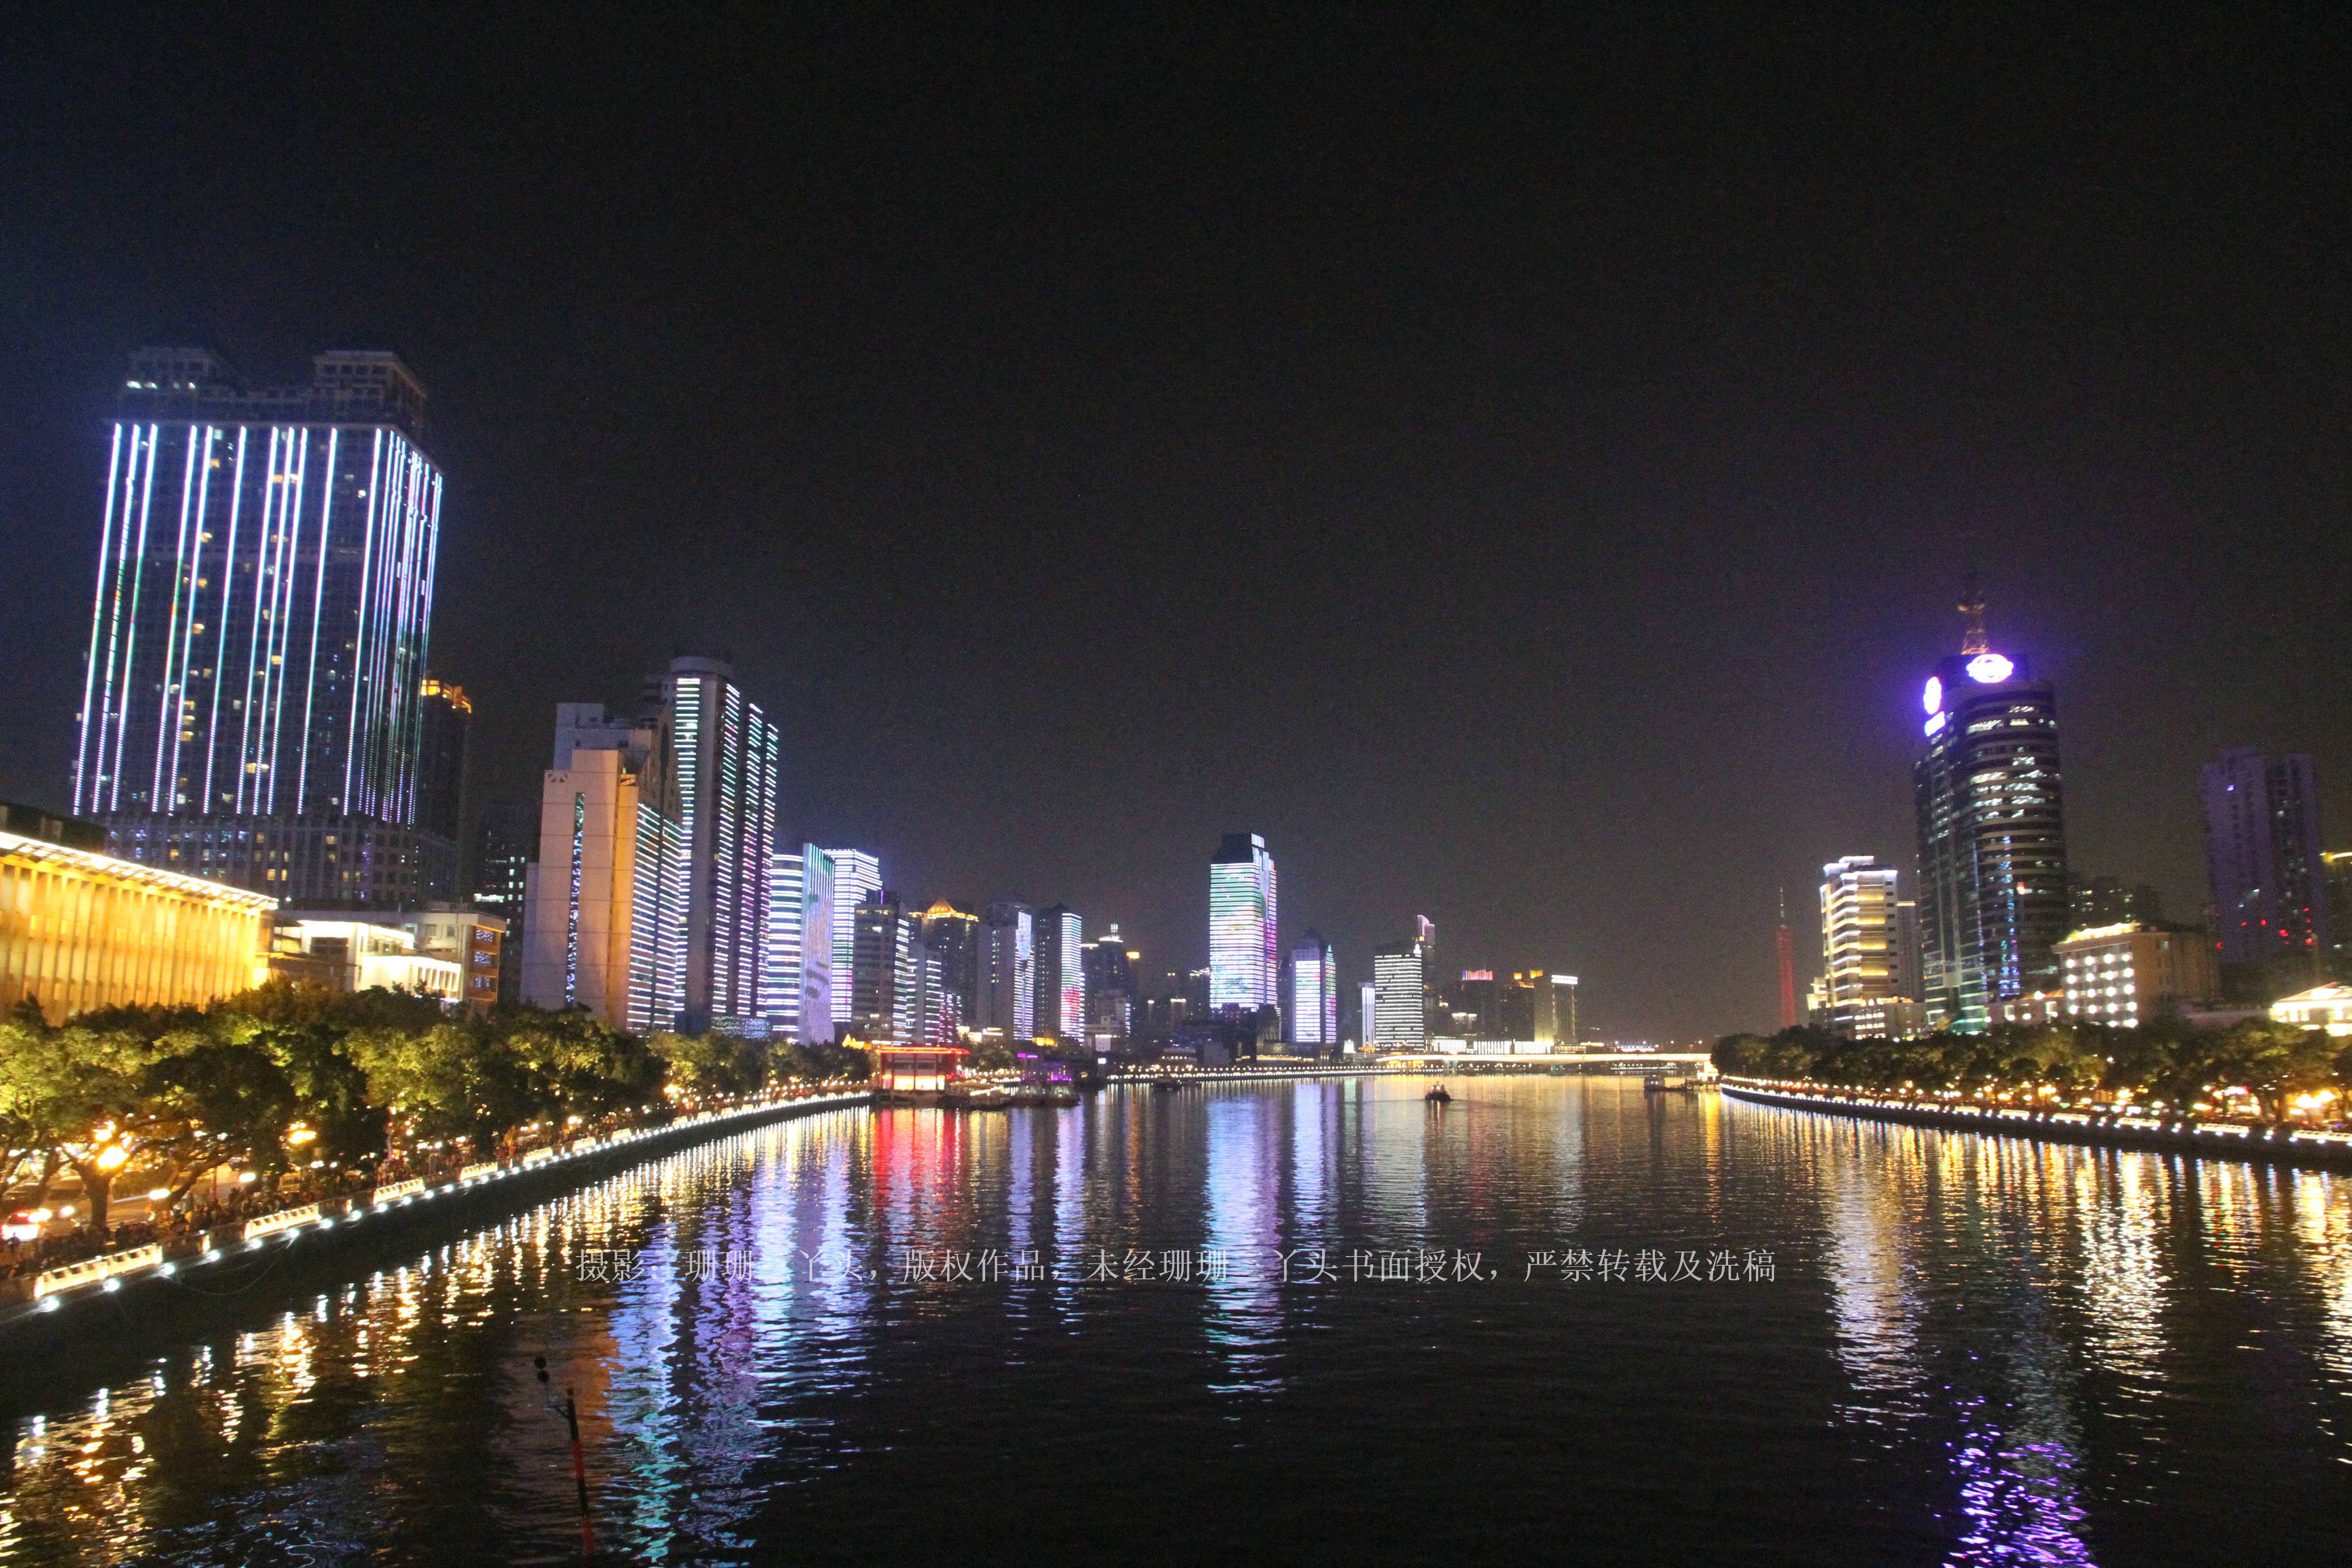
[
  {"left": 76, "top": 349, "right": 456, "bottom": 907},
  {"left": 521, "top": 746, "right": 641, "bottom": 1027},
  {"left": 981, "top": 897, "right": 1035, "bottom": 1038},
  {"left": 921, "top": 899, "right": 981, "bottom": 1029},
  {"left": 1358, "top": 980, "right": 1378, "bottom": 1047},
  {"left": 657, "top": 656, "right": 780, "bottom": 1034},
  {"left": 1525, "top": 972, "right": 1578, "bottom": 1046},
  {"left": 1442, "top": 971, "right": 1499, "bottom": 1037},
  {"left": 1209, "top": 832, "right": 1279, "bottom": 1014},
  {"left": 1914, "top": 594, "right": 2070, "bottom": 1033},
  {"left": 766, "top": 849, "right": 805, "bottom": 1037},
  {"left": 520, "top": 701, "right": 684, "bottom": 1033},
  {"left": 1184, "top": 967, "right": 1211, "bottom": 1020},
  {"left": 1288, "top": 931, "right": 1336, "bottom": 1051},
  {"left": 850, "top": 890, "right": 906, "bottom": 1041},
  {"left": 1034, "top": 903, "right": 1085, "bottom": 1038},
  {"left": 1819, "top": 856, "right": 1906, "bottom": 1037},
  {"left": 2069, "top": 874, "right": 2165, "bottom": 932},
  {"left": 2202, "top": 749, "right": 2332, "bottom": 988},
  {"left": 1372, "top": 940, "right": 1428, "bottom": 1050},
  {"left": 470, "top": 798, "right": 536, "bottom": 1004},
  {"left": 796, "top": 846, "right": 838, "bottom": 1042},
  {"left": 414, "top": 677, "right": 470, "bottom": 843},
  {"left": 1082, "top": 924, "right": 1137, "bottom": 1043},
  {"left": 825, "top": 849, "right": 883, "bottom": 1023},
  {"left": 903, "top": 929, "right": 954, "bottom": 1045},
  {"left": 1894, "top": 899, "right": 1924, "bottom": 1004}
]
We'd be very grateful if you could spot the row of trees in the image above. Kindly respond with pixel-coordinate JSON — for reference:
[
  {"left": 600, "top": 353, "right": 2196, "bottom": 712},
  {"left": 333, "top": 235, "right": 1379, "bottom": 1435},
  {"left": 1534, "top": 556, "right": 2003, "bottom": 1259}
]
[
  {"left": 0, "top": 982, "right": 869, "bottom": 1232},
  {"left": 1712, "top": 1018, "right": 2352, "bottom": 1125}
]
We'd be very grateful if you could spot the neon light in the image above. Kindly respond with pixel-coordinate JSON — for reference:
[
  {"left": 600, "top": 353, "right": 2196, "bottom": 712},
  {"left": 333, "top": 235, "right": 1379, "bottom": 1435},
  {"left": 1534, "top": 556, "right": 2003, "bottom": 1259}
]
[
  {"left": 74, "top": 424, "right": 126, "bottom": 813},
  {"left": 296, "top": 428, "right": 338, "bottom": 810},
  {"left": 1923, "top": 675, "right": 1942, "bottom": 715},
  {"left": 1966, "top": 652, "right": 2014, "bottom": 684}
]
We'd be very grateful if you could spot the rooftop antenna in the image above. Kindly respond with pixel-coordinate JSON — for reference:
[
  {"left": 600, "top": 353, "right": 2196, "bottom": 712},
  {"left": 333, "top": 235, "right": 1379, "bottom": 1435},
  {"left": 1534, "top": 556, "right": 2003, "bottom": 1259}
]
[{"left": 1958, "top": 568, "right": 1988, "bottom": 655}]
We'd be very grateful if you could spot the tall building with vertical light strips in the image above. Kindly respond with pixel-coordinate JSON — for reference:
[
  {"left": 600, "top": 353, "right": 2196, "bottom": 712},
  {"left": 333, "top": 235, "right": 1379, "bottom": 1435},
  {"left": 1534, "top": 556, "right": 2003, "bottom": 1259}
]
[
  {"left": 1288, "top": 930, "right": 1336, "bottom": 1050},
  {"left": 825, "top": 849, "right": 882, "bottom": 1024},
  {"left": 664, "top": 656, "right": 779, "bottom": 1034},
  {"left": 77, "top": 348, "right": 451, "bottom": 905},
  {"left": 1035, "top": 903, "right": 1085, "bottom": 1037},
  {"left": 1209, "top": 831, "right": 1278, "bottom": 1014}
]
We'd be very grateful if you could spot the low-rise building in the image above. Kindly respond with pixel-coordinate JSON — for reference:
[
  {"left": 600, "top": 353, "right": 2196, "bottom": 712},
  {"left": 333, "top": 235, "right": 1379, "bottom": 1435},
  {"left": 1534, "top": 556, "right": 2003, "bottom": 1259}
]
[
  {"left": 269, "top": 916, "right": 463, "bottom": 1006},
  {"left": 2271, "top": 983, "right": 2352, "bottom": 1037},
  {"left": 1, "top": 801, "right": 276, "bottom": 1019},
  {"left": 2056, "top": 923, "right": 2220, "bottom": 1028}
]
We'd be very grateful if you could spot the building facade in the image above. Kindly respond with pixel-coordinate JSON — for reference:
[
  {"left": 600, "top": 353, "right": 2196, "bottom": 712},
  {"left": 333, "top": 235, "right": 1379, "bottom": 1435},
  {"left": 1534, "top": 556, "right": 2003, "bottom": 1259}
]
[
  {"left": 414, "top": 677, "right": 469, "bottom": 842},
  {"left": 1209, "top": 831, "right": 1279, "bottom": 1015},
  {"left": 1819, "top": 855, "right": 1912, "bottom": 1037},
  {"left": 2201, "top": 748, "right": 2332, "bottom": 979},
  {"left": 824, "top": 849, "right": 882, "bottom": 1025},
  {"left": 470, "top": 798, "right": 535, "bottom": 1004},
  {"left": 2056, "top": 923, "right": 2220, "bottom": 1028},
  {"left": 1082, "top": 925, "right": 1136, "bottom": 1046},
  {"left": 77, "top": 348, "right": 451, "bottom": 908},
  {"left": 981, "top": 897, "right": 1034, "bottom": 1039},
  {"left": 1371, "top": 939, "right": 1427, "bottom": 1051},
  {"left": 1913, "top": 600, "right": 2070, "bottom": 1033},
  {"left": 1288, "top": 931, "right": 1336, "bottom": 1050},
  {"left": 1, "top": 804, "right": 275, "bottom": 1019},
  {"left": 662, "top": 657, "right": 779, "bottom": 1034},
  {"left": 1034, "top": 903, "right": 1085, "bottom": 1038}
]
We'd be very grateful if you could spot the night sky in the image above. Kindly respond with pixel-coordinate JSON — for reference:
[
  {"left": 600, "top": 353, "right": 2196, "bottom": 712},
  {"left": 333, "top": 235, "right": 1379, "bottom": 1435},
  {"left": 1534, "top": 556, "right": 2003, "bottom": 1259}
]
[{"left": 2, "top": 9, "right": 2346, "bottom": 1039}]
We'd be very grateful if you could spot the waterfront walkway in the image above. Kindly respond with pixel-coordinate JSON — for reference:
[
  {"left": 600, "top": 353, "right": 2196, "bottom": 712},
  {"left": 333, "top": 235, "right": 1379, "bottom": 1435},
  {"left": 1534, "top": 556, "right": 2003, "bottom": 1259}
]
[{"left": 1722, "top": 1078, "right": 2352, "bottom": 1170}]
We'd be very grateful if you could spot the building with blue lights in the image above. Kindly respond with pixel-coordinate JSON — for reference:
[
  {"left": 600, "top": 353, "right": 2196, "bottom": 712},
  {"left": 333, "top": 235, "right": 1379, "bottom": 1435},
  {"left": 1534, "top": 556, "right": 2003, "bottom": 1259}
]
[{"left": 1209, "top": 831, "right": 1278, "bottom": 1017}]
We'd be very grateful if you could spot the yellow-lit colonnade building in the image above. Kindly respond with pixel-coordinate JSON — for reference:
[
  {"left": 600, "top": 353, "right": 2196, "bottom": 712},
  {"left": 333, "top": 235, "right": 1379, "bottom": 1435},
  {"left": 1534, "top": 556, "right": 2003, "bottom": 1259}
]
[{"left": 1, "top": 808, "right": 275, "bottom": 1020}]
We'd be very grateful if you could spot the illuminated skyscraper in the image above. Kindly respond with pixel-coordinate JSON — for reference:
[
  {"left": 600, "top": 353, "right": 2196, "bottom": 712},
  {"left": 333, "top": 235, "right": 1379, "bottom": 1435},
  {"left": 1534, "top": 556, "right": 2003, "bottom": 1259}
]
[
  {"left": 1526, "top": 973, "right": 1578, "bottom": 1046},
  {"left": 1819, "top": 855, "right": 1906, "bottom": 1036},
  {"left": 470, "top": 798, "right": 534, "bottom": 1004},
  {"left": 80, "top": 348, "right": 453, "bottom": 905},
  {"left": 824, "top": 849, "right": 883, "bottom": 1023},
  {"left": 414, "top": 677, "right": 469, "bottom": 843},
  {"left": 1914, "top": 594, "right": 2070, "bottom": 1033},
  {"left": 2202, "top": 749, "right": 2331, "bottom": 980},
  {"left": 981, "top": 897, "right": 1034, "bottom": 1038},
  {"left": 1371, "top": 939, "right": 1426, "bottom": 1051},
  {"left": 661, "top": 657, "right": 779, "bottom": 1034},
  {"left": 796, "top": 846, "right": 838, "bottom": 1042},
  {"left": 921, "top": 899, "right": 981, "bottom": 1029},
  {"left": 1358, "top": 980, "right": 1378, "bottom": 1047},
  {"left": 1082, "top": 925, "right": 1137, "bottom": 1043},
  {"left": 1209, "top": 831, "right": 1278, "bottom": 1013},
  {"left": 1288, "top": 931, "right": 1336, "bottom": 1051},
  {"left": 1034, "top": 903, "right": 1085, "bottom": 1038},
  {"left": 766, "top": 849, "right": 805, "bottom": 1036}
]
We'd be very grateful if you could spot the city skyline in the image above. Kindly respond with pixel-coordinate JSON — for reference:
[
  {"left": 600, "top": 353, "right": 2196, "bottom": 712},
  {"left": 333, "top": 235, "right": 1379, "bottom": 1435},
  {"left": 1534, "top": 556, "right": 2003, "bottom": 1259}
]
[{"left": 1, "top": 13, "right": 2345, "bottom": 1040}]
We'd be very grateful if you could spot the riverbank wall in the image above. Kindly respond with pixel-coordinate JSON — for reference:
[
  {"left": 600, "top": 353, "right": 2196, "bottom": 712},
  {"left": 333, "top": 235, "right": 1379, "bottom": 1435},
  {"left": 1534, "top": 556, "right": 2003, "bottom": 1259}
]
[
  {"left": 1721, "top": 1080, "right": 2352, "bottom": 1172},
  {"left": 0, "top": 1089, "right": 871, "bottom": 1354}
]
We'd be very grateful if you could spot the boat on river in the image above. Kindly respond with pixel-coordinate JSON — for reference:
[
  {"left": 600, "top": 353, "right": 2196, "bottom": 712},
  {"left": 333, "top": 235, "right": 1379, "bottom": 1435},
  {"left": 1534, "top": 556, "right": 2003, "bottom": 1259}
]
[{"left": 1425, "top": 1084, "right": 1452, "bottom": 1104}]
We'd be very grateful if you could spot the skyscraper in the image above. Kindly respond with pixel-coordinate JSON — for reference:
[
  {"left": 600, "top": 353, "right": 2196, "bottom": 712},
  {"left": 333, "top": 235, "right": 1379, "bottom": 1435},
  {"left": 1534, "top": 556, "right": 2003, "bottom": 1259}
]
[
  {"left": 1819, "top": 855, "right": 1905, "bottom": 1036},
  {"left": 766, "top": 849, "right": 805, "bottom": 1038},
  {"left": 414, "top": 677, "right": 470, "bottom": 844},
  {"left": 1034, "top": 903, "right": 1085, "bottom": 1038},
  {"left": 796, "top": 846, "right": 838, "bottom": 1042},
  {"left": 920, "top": 899, "right": 981, "bottom": 1030},
  {"left": 1914, "top": 593, "right": 2070, "bottom": 1033},
  {"left": 1288, "top": 931, "right": 1337, "bottom": 1051},
  {"left": 1371, "top": 939, "right": 1427, "bottom": 1051},
  {"left": 850, "top": 889, "right": 906, "bottom": 1041},
  {"left": 981, "top": 897, "right": 1034, "bottom": 1039},
  {"left": 1358, "top": 980, "right": 1378, "bottom": 1047},
  {"left": 664, "top": 656, "right": 780, "bottom": 1034},
  {"left": 1526, "top": 973, "right": 1578, "bottom": 1046},
  {"left": 824, "top": 849, "right": 883, "bottom": 1024},
  {"left": 81, "top": 348, "right": 453, "bottom": 906},
  {"left": 2202, "top": 749, "right": 2331, "bottom": 983},
  {"left": 1209, "top": 832, "right": 1278, "bottom": 1015},
  {"left": 1082, "top": 925, "right": 1137, "bottom": 1044}
]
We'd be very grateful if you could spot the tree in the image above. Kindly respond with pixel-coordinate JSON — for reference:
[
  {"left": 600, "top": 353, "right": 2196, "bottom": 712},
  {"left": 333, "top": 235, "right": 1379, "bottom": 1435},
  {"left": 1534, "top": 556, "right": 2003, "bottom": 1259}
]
[
  {"left": 651, "top": 1032, "right": 767, "bottom": 1101},
  {"left": 2216, "top": 1020, "right": 2338, "bottom": 1123}
]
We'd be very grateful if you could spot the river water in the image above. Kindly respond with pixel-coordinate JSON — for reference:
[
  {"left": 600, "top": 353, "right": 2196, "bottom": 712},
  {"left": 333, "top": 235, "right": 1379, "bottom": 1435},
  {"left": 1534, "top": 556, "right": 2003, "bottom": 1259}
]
[{"left": 2, "top": 1075, "right": 2349, "bottom": 1566}]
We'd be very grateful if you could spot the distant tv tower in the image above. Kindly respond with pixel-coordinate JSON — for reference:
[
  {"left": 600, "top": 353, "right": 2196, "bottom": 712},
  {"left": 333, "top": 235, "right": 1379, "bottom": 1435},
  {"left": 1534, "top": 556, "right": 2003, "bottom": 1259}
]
[{"left": 1775, "top": 887, "right": 1799, "bottom": 1030}]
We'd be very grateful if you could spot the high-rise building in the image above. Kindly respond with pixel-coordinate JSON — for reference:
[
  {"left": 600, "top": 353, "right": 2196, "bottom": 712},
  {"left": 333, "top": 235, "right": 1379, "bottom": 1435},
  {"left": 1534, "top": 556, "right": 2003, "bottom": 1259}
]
[
  {"left": 920, "top": 899, "right": 981, "bottom": 1030},
  {"left": 1914, "top": 594, "right": 2070, "bottom": 1033},
  {"left": 980, "top": 897, "right": 1034, "bottom": 1038},
  {"left": 77, "top": 348, "right": 454, "bottom": 907},
  {"left": 1819, "top": 855, "right": 1908, "bottom": 1037},
  {"left": 1209, "top": 832, "right": 1279, "bottom": 1015},
  {"left": 1358, "top": 979, "right": 1378, "bottom": 1047},
  {"left": 1287, "top": 931, "right": 1337, "bottom": 1051},
  {"left": 2327, "top": 851, "right": 2352, "bottom": 982},
  {"left": 470, "top": 798, "right": 535, "bottom": 1004},
  {"left": 766, "top": 849, "right": 805, "bottom": 1038},
  {"left": 2202, "top": 749, "right": 2332, "bottom": 988},
  {"left": 520, "top": 700, "right": 686, "bottom": 1033},
  {"left": 1525, "top": 972, "right": 1578, "bottom": 1046},
  {"left": 1082, "top": 924, "right": 1137, "bottom": 1045},
  {"left": 1034, "top": 903, "right": 1085, "bottom": 1038},
  {"left": 796, "top": 846, "right": 838, "bottom": 1042},
  {"left": 660, "top": 656, "right": 780, "bottom": 1034},
  {"left": 1372, "top": 939, "right": 1428, "bottom": 1051},
  {"left": 850, "top": 889, "right": 907, "bottom": 1042},
  {"left": 414, "top": 677, "right": 470, "bottom": 843},
  {"left": 824, "top": 849, "right": 883, "bottom": 1024},
  {"left": 2068, "top": 874, "right": 2165, "bottom": 932}
]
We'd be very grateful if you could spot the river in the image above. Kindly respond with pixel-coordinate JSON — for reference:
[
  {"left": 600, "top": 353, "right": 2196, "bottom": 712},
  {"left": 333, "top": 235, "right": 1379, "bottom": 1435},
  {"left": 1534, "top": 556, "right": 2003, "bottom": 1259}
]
[{"left": 2, "top": 1075, "right": 2348, "bottom": 1565}]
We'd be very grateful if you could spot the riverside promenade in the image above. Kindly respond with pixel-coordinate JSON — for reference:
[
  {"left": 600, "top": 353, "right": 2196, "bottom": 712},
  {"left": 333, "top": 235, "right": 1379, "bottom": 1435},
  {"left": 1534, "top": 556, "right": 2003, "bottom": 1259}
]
[
  {"left": 1722, "top": 1077, "right": 2352, "bottom": 1171},
  {"left": 0, "top": 1087, "right": 871, "bottom": 1351}
]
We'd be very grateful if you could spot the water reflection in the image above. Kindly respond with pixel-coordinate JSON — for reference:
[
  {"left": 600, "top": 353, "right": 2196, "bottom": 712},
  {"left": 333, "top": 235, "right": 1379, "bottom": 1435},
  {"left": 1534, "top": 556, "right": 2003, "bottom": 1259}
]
[{"left": 3, "top": 1084, "right": 2350, "bottom": 1565}]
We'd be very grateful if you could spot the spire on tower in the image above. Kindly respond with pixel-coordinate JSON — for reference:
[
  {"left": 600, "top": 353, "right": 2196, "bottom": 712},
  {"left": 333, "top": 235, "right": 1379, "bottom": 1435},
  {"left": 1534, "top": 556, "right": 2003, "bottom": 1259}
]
[{"left": 1958, "top": 573, "right": 1988, "bottom": 655}]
